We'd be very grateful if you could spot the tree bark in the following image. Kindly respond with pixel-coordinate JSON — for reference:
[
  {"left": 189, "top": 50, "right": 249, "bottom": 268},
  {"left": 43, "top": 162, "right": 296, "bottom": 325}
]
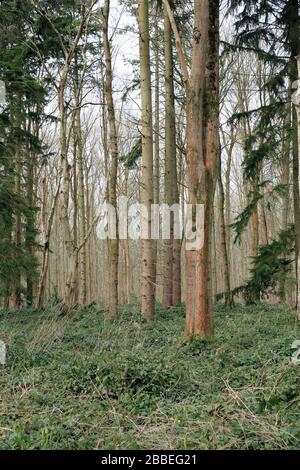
[
  {"left": 217, "top": 145, "right": 231, "bottom": 305},
  {"left": 295, "top": 54, "right": 300, "bottom": 317},
  {"left": 153, "top": 19, "right": 160, "bottom": 302},
  {"left": 164, "top": 0, "right": 219, "bottom": 338},
  {"left": 162, "top": 6, "right": 176, "bottom": 308},
  {"left": 103, "top": 0, "right": 119, "bottom": 317},
  {"left": 13, "top": 92, "right": 22, "bottom": 308},
  {"left": 138, "top": 0, "right": 156, "bottom": 320},
  {"left": 185, "top": 0, "right": 217, "bottom": 338}
]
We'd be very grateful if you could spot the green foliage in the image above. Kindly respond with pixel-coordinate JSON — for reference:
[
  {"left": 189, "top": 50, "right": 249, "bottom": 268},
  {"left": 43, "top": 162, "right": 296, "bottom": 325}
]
[
  {"left": 230, "top": 181, "right": 267, "bottom": 244},
  {"left": 242, "top": 226, "right": 295, "bottom": 304},
  {"left": 120, "top": 137, "right": 142, "bottom": 169},
  {"left": 0, "top": 0, "right": 52, "bottom": 301},
  {"left": 226, "top": 0, "right": 299, "bottom": 244},
  {"left": 1, "top": 303, "right": 300, "bottom": 449},
  {"left": 218, "top": 227, "right": 295, "bottom": 304}
]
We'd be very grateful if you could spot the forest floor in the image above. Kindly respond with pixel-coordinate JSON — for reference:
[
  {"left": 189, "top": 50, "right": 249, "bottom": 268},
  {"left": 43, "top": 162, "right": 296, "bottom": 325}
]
[{"left": 0, "top": 302, "right": 300, "bottom": 450}]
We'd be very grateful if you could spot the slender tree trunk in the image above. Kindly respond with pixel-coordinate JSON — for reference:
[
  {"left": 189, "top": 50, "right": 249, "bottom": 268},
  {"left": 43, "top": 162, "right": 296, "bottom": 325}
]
[
  {"left": 164, "top": 7, "right": 181, "bottom": 306},
  {"left": 103, "top": 0, "right": 119, "bottom": 317},
  {"left": 153, "top": 20, "right": 160, "bottom": 300},
  {"left": 72, "top": 128, "right": 79, "bottom": 305},
  {"left": 224, "top": 130, "right": 234, "bottom": 276},
  {"left": 37, "top": 178, "right": 49, "bottom": 309},
  {"left": 280, "top": 106, "right": 291, "bottom": 302},
  {"left": 13, "top": 92, "right": 22, "bottom": 308},
  {"left": 251, "top": 179, "right": 259, "bottom": 257},
  {"left": 295, "top": 54, "right": 300, "bottom": 317},
  {"left": 138, "top": 0, "right": 156, "bottom": 320},
  {"left": 293, "top": 85, "right": 300, "bottom": 313},
  {"left": 217, "top": 146, "right": 231, "bottom": 305},
  {"left": 172, "top": 159, "right": 182, "bottom": 305},
  {"left": 162, "top": 6, "right": 176, "bottom": 308},
  {"left": 288, "top": 0, "right": 300, "bottom": 311},
  {"left": 75, "top": 104, "right": 87, "bottom": 305},
  {"left": 25, "top": 118, "right": 36, "bottom": 306},
  {"left": 59, "top": 74, "right": 78, "bottom": 311}
]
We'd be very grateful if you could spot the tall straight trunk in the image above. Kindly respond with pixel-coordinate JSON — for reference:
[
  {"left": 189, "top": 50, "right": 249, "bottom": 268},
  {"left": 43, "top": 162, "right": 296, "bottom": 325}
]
[
  {"left": 138, "top": 0, "right": 156, "bottom": 320},
  {"left": 103, "top": 0, "right": 119, "bottom": 317},
  {"left": 37, "top": 177, "right": 60, "bottom": 309},
  {"left": 59, "top": 73, "right": 78, "bottom": 311},
  {"left": 217, "top": 146, "right": 231, "bottom": 305},
  {"left": 288, "top": 0, "right": 300, "bottom": 311},
  {"left": 251, "top": 180, "right": 259, "bottom": 257},
  {"left": 185, "top": 0, "right": 217, "bottom": 338},
  {"left": 295, "top": 54, "right": 300, "bottom": 317},
  {"left": 124, "top": 170, "right": 132, "bottom": 304},
  {"left": 13, "top": 92, "right": 22, "bottom": 308},
  {"left": 153, "top": 20, "right": 160, "bottom": 298},
  {"left": 164, "top": 8, "right": 181, "bottom": 307},
  {"left": 73, "top": 74, "right": 86, "bottom": 308},
  {"left": 293, "top": 106, "right": 300, "bottom": 308},
  {"left": 163, "top": 0, "right": 219, "bottom": 338},
  {"left": 280, "top": 106, "right": 291, "bottom": 302},
  {"left": 282, "top": 112, "right": 291, "bottom": 232},
  {"left": 162, "top": 6, "right": 176, "bottom": 308},
  {"left": 172, "top": 154, "right": 181, "bottom": 305},
  {"left": 224, "top": 130, "right": 234, "bottom": 273},
  {"left": 25, "top": 119, "right": 35, "bottom": 306},
  {"left": 74, "top": 103, "right": 87, "bottom": 305},
  {"left": 72, "top": 130, "right": 79, "bottom": 305}
]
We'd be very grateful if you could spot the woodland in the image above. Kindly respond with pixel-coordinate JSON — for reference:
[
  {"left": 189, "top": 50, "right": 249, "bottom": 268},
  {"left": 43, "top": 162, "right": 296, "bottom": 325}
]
[{"left": 0, "top": 0, "right": 300, "bottom": 451}]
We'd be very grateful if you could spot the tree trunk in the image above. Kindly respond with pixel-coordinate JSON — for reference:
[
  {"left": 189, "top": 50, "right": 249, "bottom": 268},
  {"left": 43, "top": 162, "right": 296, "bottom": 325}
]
[
  {"left": 289, "top": 0, "right": 300, "bottom": 311},
  {"left": 217, "top": 145, "right": 231, "bottom": 305},
  {"left": 75, "top": 105, "right": 87, "bottom": 305},
  {"left": 103, "top": 0, "right": 119, "bottom": 317},
  {"left": 25, "top": 118, "right": 36, "bottom": 306},
  {"left": 153, "top": 19, "right": 160, "bottom": 302},
  {"left": 13, "top": 92, "right": 22, "bottom": 308},
  {"left": 280, "top": 105, "right": 291, "bottom": 302},
  {"left": 59, "top": 74, "right": 78, "bottom": 311},
  {"left": 292, "top": 106, "right": 300, "bottom": 310},
  {"left": 163, "top": 0, "right": 219, "bottom": 338},
  {"left": 138, "top": 0, "right": 156, "bottom": 320},
  {"left": 185, "top": 0, "right": 218, "bottom": 338},
  {"left": 251, "top": 179, "right": 259, "bottom": 257},
  {"left": 172, "top": 165, "right": 182, "bottom": 305},
  {"left": 162, "top": 6, "right": 176, "bottom": 308},
  {"left": 295, "top": 54, "right": 300, "bottom": 317}
]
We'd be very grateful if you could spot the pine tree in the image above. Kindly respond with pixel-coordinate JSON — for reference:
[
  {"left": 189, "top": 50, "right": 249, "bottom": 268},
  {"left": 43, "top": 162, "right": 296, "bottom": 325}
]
[
  {"left": 0, "top": 0, "right": 46, "bottom": 307},
  {"left": 227, "top": 0, "right": 300, "bottom": 306}
]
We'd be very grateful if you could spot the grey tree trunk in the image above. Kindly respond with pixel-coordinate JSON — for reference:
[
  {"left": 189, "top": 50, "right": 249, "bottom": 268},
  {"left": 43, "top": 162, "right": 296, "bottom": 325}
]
[{"left": 138, "top": 0, "right": 156, "bottom": 320}]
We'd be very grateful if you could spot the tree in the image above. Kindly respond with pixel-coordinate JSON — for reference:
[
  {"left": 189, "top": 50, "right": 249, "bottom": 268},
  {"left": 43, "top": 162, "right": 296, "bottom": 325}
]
[
  {"left": 0, "top": 0, "right": 46, "bottom": 308},
  {"left": 138, "top": 0, "right": 156, "bottom": 321},
  {"left": 228, "top": 0, "right": 300, "bottom": 308},
  {"left": 102, "top": 0, "right": 119, "bottom": 317},
  {"left": 31, "top": 0, "right": 98, "bottom": 312},
  {"left": 296, "top": 54, "right": 300, "bottom": 316},
  {"left": 162, "top": 4, "right": 177, "bottom": 308},
  {"left": 163, "top": 0, "right": 219, "bottom": 338}
]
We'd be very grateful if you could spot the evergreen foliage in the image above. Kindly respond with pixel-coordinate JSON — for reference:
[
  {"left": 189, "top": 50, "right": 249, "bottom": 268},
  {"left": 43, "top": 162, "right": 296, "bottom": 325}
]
[
  {"left": 0, "top": 0, "right": 46, "bottom": 302},
  {"left": 120, "top": 137, "right": 142, "bottom": 169},
  {"left": 217, "top": 226, "right": 295, "bottom": 304},
  {"left": 243, "top": 225, "right": 295, "bottom": 304},
  {"left": 227, "top": 0, "right": 299, "bottom": 300}
]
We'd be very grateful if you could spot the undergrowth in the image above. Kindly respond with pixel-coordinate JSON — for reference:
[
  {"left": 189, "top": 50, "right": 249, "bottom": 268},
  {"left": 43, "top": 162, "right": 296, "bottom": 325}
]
[{"left": 0, "top": 302, "right": 300, "bottom": 449}]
